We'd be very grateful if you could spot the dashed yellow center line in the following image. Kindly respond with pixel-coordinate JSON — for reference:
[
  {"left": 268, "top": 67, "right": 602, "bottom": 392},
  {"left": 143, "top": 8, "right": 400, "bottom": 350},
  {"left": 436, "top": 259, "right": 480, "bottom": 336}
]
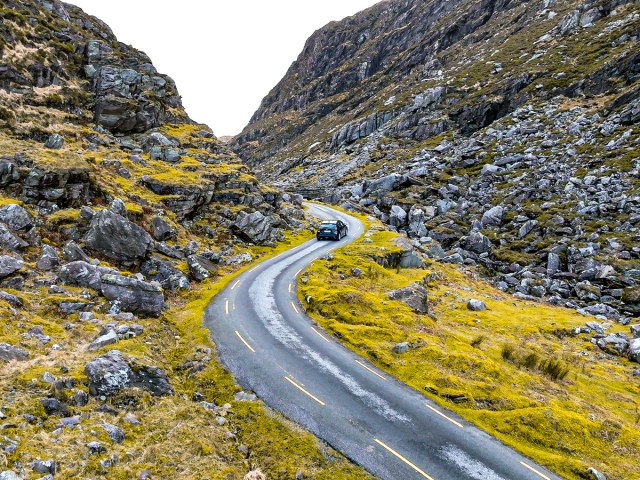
[
  {"left": 224, "top": 299, "right": 229, "bottom": 315},
  {"left": 310, "top": 327, "right": 330, "bottom": 342},
  {"left": 284, "top": 376, "right": 325, "bottom": 406},
  {"left": 231, "top": 280, "right": 241, "bottom": 290},
  {"left": 291, "top": 302, "right": 299, "bottom": 314},
  {"left": 355, "top": 360, "right": 386, "bottom": 381},
  {"left": 520, "top": 462, "right": 551, "bottom": 480},
  {"left": 234, "top": 330, "right": 256, "bottom": 353},
  {"left": 425, "top": 404, "right": 464, "bottom": 428},
  {"left": 248, "top": 266, "right": 258, "bottom": 273},
  {"left": 288, "top": 283, "right": 292, "bottom": 293},
  {"left": 295, "top": 269, "right": 302, "bottom": 277},
  {"left": 374, "top": 439, "right": 435, "bottom": 480}
]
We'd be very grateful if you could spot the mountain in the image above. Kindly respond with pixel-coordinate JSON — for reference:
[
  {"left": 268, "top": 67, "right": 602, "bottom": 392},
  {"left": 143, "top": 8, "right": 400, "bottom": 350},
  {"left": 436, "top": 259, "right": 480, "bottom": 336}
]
[
  {"left": 233, "top": 0, "right": 640, "bottom": 315},
  {"left": 0, "top": 1, "right": 368, "bottom": 478}
]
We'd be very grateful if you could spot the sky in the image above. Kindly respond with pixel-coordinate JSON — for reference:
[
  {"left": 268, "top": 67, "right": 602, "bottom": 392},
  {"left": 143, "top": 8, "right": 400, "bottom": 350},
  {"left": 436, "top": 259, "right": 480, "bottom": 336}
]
[{"left": 67, "top": 0, "right": 380, "bottom": 136}]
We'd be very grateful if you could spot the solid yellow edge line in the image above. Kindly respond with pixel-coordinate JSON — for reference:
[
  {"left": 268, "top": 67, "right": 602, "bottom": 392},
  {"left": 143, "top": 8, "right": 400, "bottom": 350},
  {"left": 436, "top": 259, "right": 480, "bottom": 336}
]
[
  {"left": 374, "top": 438, "right": 435, "bottom": 480},
  {"left": 234, "top": 330, "right": 256, "bottom": 353},
  {"left": 519, "top": 461, "right": 551, "bottom": 480},
  {"left": 284, "top": 376, "right": 325, "bottom": 406},
  {"left": 310, "top": 326, "right": 330, "bottom": 342},
  {"left": 355, "top": 360, "right": 386, "bottom": 381},
  {"left": 425, "top": 404, "right": 464, "bottom": 428}
]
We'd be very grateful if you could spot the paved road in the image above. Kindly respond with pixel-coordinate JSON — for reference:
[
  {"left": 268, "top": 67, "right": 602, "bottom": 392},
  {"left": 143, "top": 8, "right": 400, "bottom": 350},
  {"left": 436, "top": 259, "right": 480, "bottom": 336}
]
[{"left": 204, "top": 203, "right": 563, "bottom": 480}]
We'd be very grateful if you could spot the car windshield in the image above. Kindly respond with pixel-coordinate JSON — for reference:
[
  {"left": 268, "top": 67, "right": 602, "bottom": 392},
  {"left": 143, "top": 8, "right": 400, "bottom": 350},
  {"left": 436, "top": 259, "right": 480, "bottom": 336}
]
[{"left": 320, "top": 224, "right": 336, "bottom": 230}]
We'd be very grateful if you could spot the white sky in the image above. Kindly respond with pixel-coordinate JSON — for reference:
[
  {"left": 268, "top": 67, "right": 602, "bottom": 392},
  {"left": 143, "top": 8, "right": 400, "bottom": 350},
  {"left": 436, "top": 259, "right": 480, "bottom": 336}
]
[{"left": 66, "top": 0, "right": 380, "bottom": 136}]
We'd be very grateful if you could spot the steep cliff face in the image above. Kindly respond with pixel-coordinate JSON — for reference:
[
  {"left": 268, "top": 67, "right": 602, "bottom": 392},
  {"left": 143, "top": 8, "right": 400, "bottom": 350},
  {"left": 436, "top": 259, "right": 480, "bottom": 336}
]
[{"left": 234, "top": 0, "right": 640, "bottom": 315}]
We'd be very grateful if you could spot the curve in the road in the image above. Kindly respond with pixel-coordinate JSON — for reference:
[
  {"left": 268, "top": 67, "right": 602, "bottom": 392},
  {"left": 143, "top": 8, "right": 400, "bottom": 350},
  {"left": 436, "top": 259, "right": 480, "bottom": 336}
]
[{"left": 204, "top": 203, "right": 564, "bottom": 480}]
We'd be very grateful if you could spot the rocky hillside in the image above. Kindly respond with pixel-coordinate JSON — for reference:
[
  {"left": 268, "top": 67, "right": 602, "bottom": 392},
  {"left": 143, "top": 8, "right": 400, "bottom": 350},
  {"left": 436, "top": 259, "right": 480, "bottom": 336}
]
[
  {"left": 234, "top": 0, "right": 640, "bottom": 330},
  {"left": 0, "top": 1, "right": 369, "bottom": 478}
]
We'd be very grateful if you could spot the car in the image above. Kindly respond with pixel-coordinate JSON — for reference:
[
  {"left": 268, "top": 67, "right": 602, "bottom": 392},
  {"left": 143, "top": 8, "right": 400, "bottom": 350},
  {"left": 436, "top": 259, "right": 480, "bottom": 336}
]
[{"left": 316, "top": 220, "right": 348, "bottom": 241}]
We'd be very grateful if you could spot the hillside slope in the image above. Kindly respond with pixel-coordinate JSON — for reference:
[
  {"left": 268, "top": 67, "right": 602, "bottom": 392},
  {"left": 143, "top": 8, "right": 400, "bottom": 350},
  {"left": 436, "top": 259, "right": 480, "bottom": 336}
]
[
  {"left": 0, "top": 1, "right": 370, "bottom": 478},
  {"left": 233, "top": 0, "right": 640, "bottom": 317}
]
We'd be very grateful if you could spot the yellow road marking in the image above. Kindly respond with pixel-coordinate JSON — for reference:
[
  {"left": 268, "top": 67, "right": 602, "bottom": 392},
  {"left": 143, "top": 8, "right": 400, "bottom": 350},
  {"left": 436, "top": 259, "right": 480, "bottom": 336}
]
[
  {"left": 310, "top": 327, "right": 330, "bottom": 342},
  {"left": 520, "top": 462, "right": 551, "bottom": 480},
  {"left": 288, "top": 283, "right": 292, "bottom": 293},
  {"left": 291, "top": 302, "right": 299, "bottom": 314},
  {"left": 234, "top": 331, "right": 256, "bottom": 353},
  {"left": 248, "top": 266, "right": 258, "bottom": 273},
  {"left": 284, "top": 376, "right": 325, "bottom": 405},
  {"left": 295, "top": 269, "right": 302, "bottom": 277},
  {"left": 231, "top": 280, "right": 241, "bottom": 290},
  {"left": 224, "top": 299, "right": 229, "bottom": 315},
  {"left": 374, "top": 439, "right": 435, "bottom": 480},
  {"left": 425, "top": 404, "right": 464, "bottom": 428},
  {"left": 355, "top": 360, "right": 386, "bottom": 381}
]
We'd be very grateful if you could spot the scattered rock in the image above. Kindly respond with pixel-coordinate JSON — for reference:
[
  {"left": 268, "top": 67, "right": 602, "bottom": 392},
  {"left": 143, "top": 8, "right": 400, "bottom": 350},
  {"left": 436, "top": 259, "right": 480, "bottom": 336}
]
[
  {"left": 0, "top": 343, "right": 28, "bottom": 362},
  {"left": 44, "top": 134, "right": 64, "bottom": 149},
  {"left": 0, "top": 204, "right": 33, "bottom": 231},
  {"left": 100, "top": 274, "right": 165, "bottom": 317},
  {"left": 386, "top": 283, "right": 428, "bottom": 314},
  {"left": 84, "top": 210, "right": 151, "bottom": 263},
  {"left": 101, "top": 423, "right": 125, "bottom": 443},
  {"left": 467, "top": 299, "right": 487, "bottom": 311},
  {"left": 392, "top": 342, "right": 411, "bottom": 354},
  {"left": 150, "top": 216, "right": 175, "bottom": 241},
  {"left": 37, "top": 245, "right": 60, "bottom": 271},
  {"left": 88, "top": 330, "right": 119, "bottom": 351}
]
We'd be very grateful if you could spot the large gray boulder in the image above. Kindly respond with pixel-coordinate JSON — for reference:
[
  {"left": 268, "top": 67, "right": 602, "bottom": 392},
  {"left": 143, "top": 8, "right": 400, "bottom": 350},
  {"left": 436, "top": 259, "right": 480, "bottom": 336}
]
[
  {"left": 37, "top": 245, "right": 60, "bottom": 271},
  {"left": 389, "top": 205, "right": 407, "bottom": 228},
  {"left": 481, "top": 206, "right": 504, "bottom": 227},
  {"left": 0, "top": 224, "right": 28, "bottom": 252},
  {"left": 0, "top": 343, "right": 28, "bottom": 362},
  {"left": 140, "top": 256, "right": 189, "bottom": 291},
  {"left": 84, "top": 210, "right": 151, "bottom": 263},
  {"left": 596, "top": 333, "right": 629, "bottom": 356},
  {"left": 150, "top": 216, "right": 176, "bottom": 241},
  {"left": 462, "top": 231, "right": 492, "bottom": 254},
  {"left": 628, "top": 338, "right": 640, "bottom": 363},
  {"left": 387, "top": 283, "right": 428, "bottom": 314},
  {"left": 58, "top": 261, "right": 117, "bottom": 291},
  {"left": 0, "top": 204, "right": 33, "bottom": 231},
  {"left": 85, "top": 350, "right": 173, "bottom": 397},
  {"left": 231, "top": 211, "right": 279, "bottom": 245},
  {"left": 0, "top": 256, "right": 23, "bottom": 279},
  {"left": 100, "top": 274, "right": 164, "bottom": 317}
]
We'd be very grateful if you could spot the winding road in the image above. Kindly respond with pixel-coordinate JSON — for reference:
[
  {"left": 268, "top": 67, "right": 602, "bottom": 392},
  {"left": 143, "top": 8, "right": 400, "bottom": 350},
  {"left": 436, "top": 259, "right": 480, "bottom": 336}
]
[{"left": 204, "top": 203, "right": 563, "bottom": 480}]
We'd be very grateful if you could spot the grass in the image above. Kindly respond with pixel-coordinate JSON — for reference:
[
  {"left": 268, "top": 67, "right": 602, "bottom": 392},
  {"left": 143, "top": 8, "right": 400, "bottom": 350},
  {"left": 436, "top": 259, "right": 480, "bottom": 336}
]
[{"left": 298, "top": 221, "right": 640, "bottom": 480}]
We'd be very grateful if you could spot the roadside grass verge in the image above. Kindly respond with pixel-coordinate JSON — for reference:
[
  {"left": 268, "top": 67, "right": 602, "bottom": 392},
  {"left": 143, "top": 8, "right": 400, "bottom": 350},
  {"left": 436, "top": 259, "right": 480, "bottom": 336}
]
[{"left": 298, "top": 221, "right": 640, "bottom": 480}]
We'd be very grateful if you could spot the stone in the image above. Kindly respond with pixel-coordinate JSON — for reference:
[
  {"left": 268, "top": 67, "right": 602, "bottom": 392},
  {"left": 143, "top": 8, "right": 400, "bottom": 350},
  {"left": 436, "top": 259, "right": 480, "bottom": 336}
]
[
  {"left": 596, "top": 333, "right": 629, "bottom": 356},
  {"left": 108, "top": 198, "right": 127, "bottom": 217},
  {"left": 244, "top": 470, "right": 266, "bottom": 480},
  {"left": 84, "top": 210, "right": 151, "bottom": 263},
  {"left": 58, "top": 261, "right": 117, "bottom": 291},
  {"left": 392, "top": 342, "right": 411, "bottom": 354},
  {"left": 587, "top": 467, "right": 607, "bottom": 480},
  {"left": 87, "top": 441, "right": 106, "bottom": 454},
  {"left": 621, "top": 287, "right": 640, "bottom": 314},
  {"left": 37, "top": 245, "right": 60, "bottom": 271},
  {"left": 0, "top": 291, "right": 22, "bottom": 307},
  {"left": 0, "top": 343, "right": 28, "bottom": 362},
  {"left": 0, "top": 256, "right": 23, "bottom": 279},
  {"left": 140, "top": 256, "right": 190, "bottom": 291},
  {"left": 629, "top": 338, "right": 640, "bottom": 363},
  {"left": 100, "top": 274, "right": 164, "bottom": 317},
  {"left": 386, "top": 283, "right": 428, "bottom": 314},
  {"left": 101, "top": 423, "right": 125, "bottom": 443},
  {"left": 630, "top": 325, "right": 640, "bottom": 339},
  {"left": 72, "top": 390, "right": 89, "bottom": 407},
  {"left": 85, "top": 350, "right": 173, "bottom": 397},
  {"left": 389, "top": 205, "right": 407, "bottom": 228},
  {"left": 0, "top": 471, "right": 20, "bottom": 480},
  {"left": 547, "top": 252, "right": 561, "bottom": 276},
  {"left": 40, "top": 398, "right": 69, "bottom": 417},
  {"left": 62, "top": 241, "right": 90, "bottom": 262},
  {"left": 0, "top": 204, "right": 33, "bottom": 231},
  {"left": 518, "top": 220, "right": 538, "bottom": 239},
  {"left": 44, "top": 134, "right": 64, "bottom": 149},
  {"left": 467, "top": 299, "right": 487, "bottom": 311},
  {"left": 0, "top": 224, "right": 28, "bottom": 252},
  {"left": 88, "top": 330, "right": 119, "bottom": 351},
  {"left": 187, "top": 255, "right": 210, "bottom": 281},
  {"left": 150, "top": 216, "right": 175, "bottom": 241},
  {"left": 231, "top": 211, "right": 280, "bottom": 245},
  {"left": 30, "top": 460, "right": 57, "bottom": 475},
  {"left": 462, "top": 231, "right": 492, "bottom": 254},
  {"left": 481, "top": 206, "right": 504, "bottom": 226}
]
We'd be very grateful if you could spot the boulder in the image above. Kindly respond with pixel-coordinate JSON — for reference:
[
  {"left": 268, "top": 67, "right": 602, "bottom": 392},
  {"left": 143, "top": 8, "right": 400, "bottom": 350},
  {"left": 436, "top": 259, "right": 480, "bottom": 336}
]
[
  {"left": 231, "top": 211, "right": 279, "bottom": 245},
  {"left": 84, "top": 210, "right": 151, "bottom": 263},
  {"left": 389, "top": 205, "right": 407, "bottom": 228},
  {"left": 44, "top": 133, "right": 64, "bottom": 149},
  {"left": 88, "top": 330, "right": 119, "bottom": 351},
  {"left": 100, "top": 274, "right": 165, "bottom": 317},
  {"left": 518, "top": 220, "right": 538, "bottom": 239},
  {"left": 85, "top": 350, "right": 173, "bottom": 397},
  {"left": 392, "top": 342, "right": 411, "bottom": 354},
  {"left": 387, "top": 283, "right": 428, "bottom": 314},
  {"left": 629, "top": 338, "right": 640, "bottom": 363},
  {"left": 0, "top": 343, "right": 28, "bottom": 362},
  {"left": 140, "top": 256, "right": 189, "bottom": 291},
  {"left": 481, "top": 206, "right": 504, "bottom": 227},
  {"left": 150, "top": 216, "right": 176, "bottom": 241},
  {"left": 0, "top": 224, "right": 28, "bottom": 252},
  {"left": 467, "top": 299, "right": 487, "bottom": 311},
  {"left": 37, "top": 245, "right": 60, "bottom": 271},
  {"left": 462, "top": 231, "right": 492, "bottom": 254},
  {"left": 0, "top": 204, "right": 33, "bottom": 231},
  {"left": 630, "top": 324, "right": 640, "bottom": 339},
  {"left": 586, "top": 467, "right": 607, "bottom": 480},
  {"left": 0, "top": 471, "right": 20, "bottom": 480},
  {"left": 621, "top": 286, "right": 640, "bottom": 314},
  {"left": 596, "top": 333, "right": 629, "bottom": 356},
  {"left": 62, "top": 240, "right": 90, "bottom": 262},
  {"left": 58, "top": 261, "right": 117, "bottom": 291},
  {"left": 101, "top": 423, "right": 125, "bottom": 443},
  {"left": 187, "top": 255, "right": 210, "bottom": 281},
  {"left": 0, "top": 256, "right": 23, "bottom": 279}
]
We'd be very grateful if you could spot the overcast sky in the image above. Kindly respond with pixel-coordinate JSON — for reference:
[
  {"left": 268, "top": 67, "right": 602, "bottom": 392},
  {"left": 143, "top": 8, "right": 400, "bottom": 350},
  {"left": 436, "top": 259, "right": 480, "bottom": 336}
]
[{"left": 67, "top": 1, "right": 380, "bottom": 136}]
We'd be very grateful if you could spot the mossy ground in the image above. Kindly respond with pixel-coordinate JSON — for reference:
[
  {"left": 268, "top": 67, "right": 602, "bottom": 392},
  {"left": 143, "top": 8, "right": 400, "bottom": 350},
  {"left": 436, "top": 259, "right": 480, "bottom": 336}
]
[{"left": 298, "top": 220, "right": 640, "bottom": 480}]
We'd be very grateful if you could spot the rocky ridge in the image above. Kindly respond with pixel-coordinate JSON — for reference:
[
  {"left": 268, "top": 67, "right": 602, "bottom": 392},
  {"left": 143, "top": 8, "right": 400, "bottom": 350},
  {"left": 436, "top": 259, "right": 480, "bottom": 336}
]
[
  {"left": 0, "top": 2, "right": 368, "bottom": 479},
  {"left": 234, "top": 0, "right": 640, "bottom": 363}
]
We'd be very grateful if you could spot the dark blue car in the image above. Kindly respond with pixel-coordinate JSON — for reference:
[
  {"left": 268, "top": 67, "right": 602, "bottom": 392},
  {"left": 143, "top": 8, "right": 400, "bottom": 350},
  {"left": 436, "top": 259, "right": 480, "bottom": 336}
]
[{"left": 316, "top": 220, "right": 348, "bottom": 241}]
